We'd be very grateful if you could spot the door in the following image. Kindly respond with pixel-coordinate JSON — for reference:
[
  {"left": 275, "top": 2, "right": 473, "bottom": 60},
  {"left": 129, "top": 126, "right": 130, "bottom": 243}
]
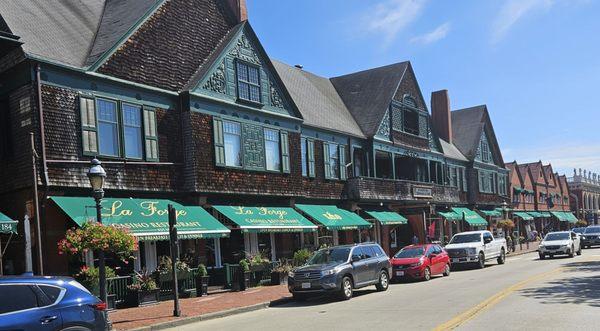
[
  {"left": 362, "top": 246, "right": 379, "bottom": 282},
  {"left": 350, "top": 247, "right": 369, "bottom": 285},
  {"left": 483, "top": 232, "right": 496, "bottom": 258},
  {"left": 0, "top": 284, "right": 63, "bottom": 330},
  {"left": 431, "top": 245, "right": 445, "bottom": 274}
]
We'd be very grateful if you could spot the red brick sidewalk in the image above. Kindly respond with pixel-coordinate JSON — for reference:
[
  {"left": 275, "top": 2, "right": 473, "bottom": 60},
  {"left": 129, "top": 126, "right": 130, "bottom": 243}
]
[
  {"left": 109, "top": 285, "right": 290, "bottom": 330},
  {"left": 508, "top": 241, "right": 540, "bottom": 255}
]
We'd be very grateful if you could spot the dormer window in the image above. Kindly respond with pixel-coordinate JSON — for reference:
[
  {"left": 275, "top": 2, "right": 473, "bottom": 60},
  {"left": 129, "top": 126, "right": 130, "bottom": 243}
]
[{"left": 236, "top": 61, "right": 261, "bottom": 103}]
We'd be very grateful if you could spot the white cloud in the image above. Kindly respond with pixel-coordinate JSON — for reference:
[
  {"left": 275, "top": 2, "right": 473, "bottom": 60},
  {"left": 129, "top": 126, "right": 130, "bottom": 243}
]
[
  {"left": 364, "top": 0, "right": 428, "bottom": 46},
  {"left": 410, "top": 22, "right": 451, "bottom": 44},
  {"left": 502, "top": 142, "right": 600, "bottom": 175},
  {"left": 491, "top": 0, "right": 554, "bottom": 43}
]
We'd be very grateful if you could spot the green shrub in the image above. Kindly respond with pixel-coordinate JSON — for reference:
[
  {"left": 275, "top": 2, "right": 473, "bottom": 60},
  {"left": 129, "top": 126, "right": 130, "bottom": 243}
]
[{"left": 293, "top": 249, "right": 311, "bottom": 266}]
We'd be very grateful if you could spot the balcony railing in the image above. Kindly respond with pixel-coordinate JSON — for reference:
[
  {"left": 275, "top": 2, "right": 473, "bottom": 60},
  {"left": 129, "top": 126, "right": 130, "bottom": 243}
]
[{"left": 343, "top": 176, "right": 461, "bottom": 203}]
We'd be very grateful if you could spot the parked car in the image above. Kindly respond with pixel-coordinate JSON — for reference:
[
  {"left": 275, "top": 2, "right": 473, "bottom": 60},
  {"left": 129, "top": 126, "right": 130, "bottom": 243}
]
[
  {"left": 288, "top": 243, "right": 391, "bottom": 301},
  {"left": 390, "top": 244, "right": 450, "bottom": 281},
  {"left": 0, "top": 276, "right": 109, "bottom": 331},
  {"left": 444, "top": 230, "right": 507, "bottom": 269},
  {"left": 572, "top": 227, "right": 586, "bottom": 235},
  {"left": 539, "top": 231, "right": 582, "bottom": 259},
  {"left": 582, "top": 226, "right": 600, "bottom": 248}
]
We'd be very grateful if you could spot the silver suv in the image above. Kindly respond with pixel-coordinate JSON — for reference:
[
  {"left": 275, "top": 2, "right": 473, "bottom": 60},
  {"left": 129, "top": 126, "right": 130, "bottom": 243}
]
[{"left": 288, "top": 243, "right": 391, "bottom": 301}]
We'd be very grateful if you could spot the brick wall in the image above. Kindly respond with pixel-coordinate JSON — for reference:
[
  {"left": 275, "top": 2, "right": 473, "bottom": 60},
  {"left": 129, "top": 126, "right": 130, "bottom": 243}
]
[
  {"left": 188, "top": 112, "right": 346, "bottom": 199},
  {"left": 98, "top": 0, "right": 236, "bottom": 91}
]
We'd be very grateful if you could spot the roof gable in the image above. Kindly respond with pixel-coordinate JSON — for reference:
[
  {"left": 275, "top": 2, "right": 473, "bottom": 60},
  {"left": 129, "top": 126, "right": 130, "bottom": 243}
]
[
  {"left": 523, "top": 162, "right": 547, "bottom": 186},
  {"left": 543, "top": 165, "right": 557, "bottom": 187},
  {"left": 506, "top": 162, "right": 523, "bottom": 187},
  {"left": 517, "top": 164, "right": 535, "bottom": 189},
  {"left": 330, "top": 62, "right": 409, "bottom": 137},
  {"left": 189, "top": 22, "right": 300, "bottom": 119},
  {"left": 271, "top": 60, "right": 364, "bottom": 137}
]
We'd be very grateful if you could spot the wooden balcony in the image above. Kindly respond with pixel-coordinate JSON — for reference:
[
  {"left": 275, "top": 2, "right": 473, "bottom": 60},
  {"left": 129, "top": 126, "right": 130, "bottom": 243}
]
[{"left": 343, "top": 176, "right": 462, "bottom": 203}]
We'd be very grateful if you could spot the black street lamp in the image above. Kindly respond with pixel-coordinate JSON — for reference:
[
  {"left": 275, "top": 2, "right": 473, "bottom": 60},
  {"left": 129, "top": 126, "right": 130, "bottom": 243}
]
[{"left": 88, "top": 158, "right": 107, "bottom": 304}]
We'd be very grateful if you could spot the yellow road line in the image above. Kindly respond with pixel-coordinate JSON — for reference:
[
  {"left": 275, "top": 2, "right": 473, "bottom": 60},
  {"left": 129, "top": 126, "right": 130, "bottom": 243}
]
[{"left": 433, "top": 267, "right": 564, "bottom": 331}]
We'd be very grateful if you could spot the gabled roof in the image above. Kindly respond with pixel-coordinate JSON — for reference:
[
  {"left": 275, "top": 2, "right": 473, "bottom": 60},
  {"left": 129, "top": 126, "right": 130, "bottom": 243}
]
[
  {"left": 271, "top": 60, "right": 365, "bottom": 138},
  {"left": 85, "top": 0, "right": 163, "bottom": 67},
  {"left": 521, "top": 161, "right": 546, "bottom": 186},
  {"left": 330, "top": 62, "right": 409, "bottom": 137},
  {"left": 451, "top": 105, "right": 505, "bottom": 168},
  {"left": 558, "top": 175, "right": 569, "bottom": 195},
  {"left": 516, "top": 163, "right": 535, "bottom": 189},
  {"left": 543, "top": 165, "right": 557, "bottom": 187},
  {"left": 0, "top": 0, "right": 105, "bottom": 67},
  {"left": 506, "top": 162, "right": 523, "bottom": 186}
]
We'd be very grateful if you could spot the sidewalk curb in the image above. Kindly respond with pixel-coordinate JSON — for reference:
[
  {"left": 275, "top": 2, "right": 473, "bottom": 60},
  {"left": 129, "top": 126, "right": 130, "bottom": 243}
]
[
  {"left": 125, "top": 296, "right": 293, "bottom": 331},
  {"left": 507, "top": 247, "right": 539, "bottom": 257}
]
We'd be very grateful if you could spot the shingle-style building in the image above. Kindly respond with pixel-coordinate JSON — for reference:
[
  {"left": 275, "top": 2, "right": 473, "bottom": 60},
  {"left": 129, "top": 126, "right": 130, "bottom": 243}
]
[{"left": 0, "top": 0, "right": 513, "bottom": 275}]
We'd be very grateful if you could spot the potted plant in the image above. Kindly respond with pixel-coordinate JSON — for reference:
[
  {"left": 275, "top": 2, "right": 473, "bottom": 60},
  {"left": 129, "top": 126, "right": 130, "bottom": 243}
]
[
  {"left": 248, "top": 253, "right": 270, "bottom": 272},
  {"left": 195, "top": 264, "right": 210, "bottom": 296},
  {"left": 270, "top": 262, "right": 292, "bottom": 285},
  {"left": 126, "top": 270, "right": 159, "bottom": 307},
  {"left": 239, "top": 259, "right": 251, "bottom": 291}
]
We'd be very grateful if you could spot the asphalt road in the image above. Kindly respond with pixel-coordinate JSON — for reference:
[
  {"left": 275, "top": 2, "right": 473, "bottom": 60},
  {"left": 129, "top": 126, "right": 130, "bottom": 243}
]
[{"left": 168, "top": 248, "right": 600, "bottom": 331}]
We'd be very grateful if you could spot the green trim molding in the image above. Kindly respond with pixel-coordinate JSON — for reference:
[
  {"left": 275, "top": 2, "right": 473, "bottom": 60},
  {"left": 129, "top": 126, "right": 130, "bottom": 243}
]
[
  {"left": 295, "top": 205, "right": 371, "bottom": 230},
  {"left": 50, "top": 197, "right": 230, "bottom": 240},
  {"left": 213, "top": 206, "right": 316, "bottom": 233}
]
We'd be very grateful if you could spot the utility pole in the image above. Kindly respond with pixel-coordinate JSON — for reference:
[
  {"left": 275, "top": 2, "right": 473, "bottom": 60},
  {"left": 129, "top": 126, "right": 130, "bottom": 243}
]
[
  {"left": 30, "top": 133, "right": 43, "bottom": 275},
  {"left": 168, "top": 204, "right": 181, "bottom": 317}
]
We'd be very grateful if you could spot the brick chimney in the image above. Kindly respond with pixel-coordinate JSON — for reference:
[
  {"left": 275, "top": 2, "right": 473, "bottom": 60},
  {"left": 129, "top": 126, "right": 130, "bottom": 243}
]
[
  {"left": 226, "top": 0, "right": 248, "bottom": 22},
  {"left": 431, "top": 89, "right": 452, "bottom": 144}
]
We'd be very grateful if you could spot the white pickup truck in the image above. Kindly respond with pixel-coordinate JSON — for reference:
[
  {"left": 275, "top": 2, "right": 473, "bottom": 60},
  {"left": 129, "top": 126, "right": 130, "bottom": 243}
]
[{"left": 444, "top": 230, "right": 507, "bottom": 269}]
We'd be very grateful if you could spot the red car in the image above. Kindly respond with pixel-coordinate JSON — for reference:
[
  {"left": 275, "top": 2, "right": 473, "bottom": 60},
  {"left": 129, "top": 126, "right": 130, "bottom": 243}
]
[{"left": 390, "top": 244, "right": 450, "bottom": 281}]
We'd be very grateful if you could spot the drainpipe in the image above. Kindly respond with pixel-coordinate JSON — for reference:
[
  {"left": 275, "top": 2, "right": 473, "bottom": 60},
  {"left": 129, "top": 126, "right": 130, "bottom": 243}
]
[{"left": 35, "top": 64, "right": 49, "bottom": 185}]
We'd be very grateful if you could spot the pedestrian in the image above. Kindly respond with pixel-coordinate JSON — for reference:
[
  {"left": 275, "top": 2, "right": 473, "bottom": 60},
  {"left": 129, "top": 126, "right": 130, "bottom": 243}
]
[{"left": 412, "top": 235, "right": 419, "bottom": 245}]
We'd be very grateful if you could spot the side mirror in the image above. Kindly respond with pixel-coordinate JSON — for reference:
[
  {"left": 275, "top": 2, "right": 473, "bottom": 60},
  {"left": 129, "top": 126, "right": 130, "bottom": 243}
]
[
  {"left": 484, "top": 238, "right": 492, "bottom": 244},
  {"left": 351, "top": 255, "right": 361, "bottom": 262}
]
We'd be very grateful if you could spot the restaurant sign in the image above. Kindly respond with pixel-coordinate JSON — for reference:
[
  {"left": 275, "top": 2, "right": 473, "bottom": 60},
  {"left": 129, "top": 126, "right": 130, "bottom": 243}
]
[
  {"left": 213, "top": 206, "right": 317, "bottom": 233},
  {"left": 413, "top": 186, "right": 433, "bottom": 198}
]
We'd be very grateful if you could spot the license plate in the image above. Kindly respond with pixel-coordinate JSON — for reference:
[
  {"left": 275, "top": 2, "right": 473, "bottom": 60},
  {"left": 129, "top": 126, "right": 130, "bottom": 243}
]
[
  {"left": 395, "top": 271, "right": 404, "bottom": 276},
  {"left": 452, "top": 258, "right": 459, "bottom": 263},
  {"left": 301, "top": 282, "right": 311, "bottom": 289}
]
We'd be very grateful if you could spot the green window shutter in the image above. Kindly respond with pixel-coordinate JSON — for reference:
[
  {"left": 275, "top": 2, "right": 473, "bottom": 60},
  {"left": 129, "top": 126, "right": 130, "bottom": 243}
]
[
  {"left": 143, "top": 107, "right": 159, "bottom": 161},
  {"left": 280, "top": 131, "right": 290, "bottom": 173},
  {"left": 80, "top": 96, "right": 98, "bottom": 155},
  {"left": 339, "top": 145, "right": 347, "bottom": 180},
  {"left": 213, "top": 118, "right": 226, "bottom": 166},
  {"left": 307, "top": 139, "right": 315, "bottom": 178},
  {"left": 323, "top": 142, "right": 331, "bottom": 179}
]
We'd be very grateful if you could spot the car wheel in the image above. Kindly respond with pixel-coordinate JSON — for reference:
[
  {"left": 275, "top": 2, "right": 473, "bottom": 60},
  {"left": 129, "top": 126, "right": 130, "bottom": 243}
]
[
  {"left": 569, "top": 246, "right": 574, "bottom": 258},
  {"left": 292, "top": 293, "right": 308, "bottom": 301},
  {"left": 423, "top": 267, "right": 431, "bottom": 281},
  {"left": 478, "top": 252, "right": 485, "bottom": 269},
  {"left": 443, "top": 264, "right": 451, "bottom": 277},
  {"left": 549, "top": 254, "right": 554, "bottom": 259},
  {"left": 339, "top": 276, "right": 353, "bottom": 300},
  {"left": 539, "top": 253, "right": 545, "bottom": 260},
  {"left": 497, "top": 249, "right": 506, "bottom": 265},
  {"left": 375, "top": 270, "right": 389, "bottom": 291}
]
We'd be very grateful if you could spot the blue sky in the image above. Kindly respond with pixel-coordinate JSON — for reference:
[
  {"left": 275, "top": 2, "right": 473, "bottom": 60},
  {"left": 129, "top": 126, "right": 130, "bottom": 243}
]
[{"left": 247, "top": 0, "right": 600, "bottom": 176}]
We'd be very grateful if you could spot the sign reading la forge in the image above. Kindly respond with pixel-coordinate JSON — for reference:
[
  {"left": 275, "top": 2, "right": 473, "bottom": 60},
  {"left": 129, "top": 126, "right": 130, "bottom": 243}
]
[
  {"left": 230, "top": 206, "right": 305, "bottom": 225},
  {"left": 102, "top": 200, "right": 187, "bottom": 218}
]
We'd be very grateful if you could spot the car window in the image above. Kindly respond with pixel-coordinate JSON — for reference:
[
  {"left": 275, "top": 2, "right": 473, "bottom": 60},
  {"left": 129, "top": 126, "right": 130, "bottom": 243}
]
[
  {"left": 39, "top": 285, "right": 63, "bottom": 304},
  {"left": 483, "top": 233, "right": 493, "bottom": 241},
  {"left": 426, "top": 246, "right": 435, "bottom": 256},
  {"left": 362, "top": 246, "right": 375, "bottom": 259},
  {"left": 434, "top": 245, "right": 443, "bottom": 254},
  {"left": 0, "top": 285, "right": 41, "bottom": 314},
  {"left": 351, "top": 247, "right": 363, "bottom": 261}
]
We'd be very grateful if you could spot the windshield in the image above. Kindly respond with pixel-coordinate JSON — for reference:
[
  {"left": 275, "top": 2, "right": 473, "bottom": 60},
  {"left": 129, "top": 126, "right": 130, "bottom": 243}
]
[
  {"left": 449, "top": 233, "right": 481, "bottom": 244},
  {"left": 584, "top": 226, "right": 600, "bottom": 234},
  {"left": 572, "top": 228, "right": 585, "bottom": 234},
  {"left": 307, "top": 247, "right": 351, "bottom": 265},
  {"left": 544, "top": 233, "right": 569, "bottom": 241},
  {"left": 394, "top": 247, "right": 424, "bottom": 258}
]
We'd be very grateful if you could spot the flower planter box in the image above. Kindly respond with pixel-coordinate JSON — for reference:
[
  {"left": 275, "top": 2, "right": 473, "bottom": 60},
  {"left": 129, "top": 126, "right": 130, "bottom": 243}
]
[
  {"left": 125, "top": 289, "right": 160, "bottom": 307},
  {"left": 196, "top": 275, "right": 210, "bottom": 296},
  {"left": 106, "top": 294, "right": 117, "bottom": 311},
  {"left": 240, "top": 271, "right": 252, "bottom": 291},
  {"left": 270, "top": 272, "right": 288, "bottom": 286}
]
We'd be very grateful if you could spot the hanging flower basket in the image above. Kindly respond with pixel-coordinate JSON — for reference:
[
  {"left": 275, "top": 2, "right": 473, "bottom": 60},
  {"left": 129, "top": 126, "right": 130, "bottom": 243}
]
[{"left": 57, "top": 222, "right": 138, "bottom": 261}]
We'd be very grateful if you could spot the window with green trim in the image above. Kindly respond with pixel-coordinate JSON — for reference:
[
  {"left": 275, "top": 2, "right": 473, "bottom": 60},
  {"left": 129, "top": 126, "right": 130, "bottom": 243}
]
[
  {"left": 478, "top": 170, "right": 494, "bottom": 193},
  {"left": 264, "top": 128, "right": 281, "bottom": 171},
  {"left": 223, "top": 121, "right": 242, "bottom": 167},
  {"left": 236, "top": 61, "right": 261, "bottom": 103}
]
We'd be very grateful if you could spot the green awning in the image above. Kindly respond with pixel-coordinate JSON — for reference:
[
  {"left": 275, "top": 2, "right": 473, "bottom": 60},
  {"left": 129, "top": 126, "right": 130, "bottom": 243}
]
[
  {"left": 551, "top": 211, "right": 578, "bottom": 223},
  {"left": 213, "top": 206, "right": 317, "bottom": 233},
  {"left": 513, "top": 187, "right": 523, "bottom": 194},
  {"left": 0, "top": 212, "right": 17, "bottom": 234},
  {"left": 513, "top": 212, "right": 534, "bottom": 221},
  {"left": 438, "top": 211, "right": 462, "bottom": 221},
  {"left": 540, "top": 212, "right": 552, "bottom": 217},
  {"left": 365, "top": 211, "right": 408, "bottom": 225},
  {"left": 451, "top": 208, "right": 488, "bottom": 226},
  {"left": 527, "top": 211, "right": 544, "bottom": 218},
  {"left": 50, "top": 197, "right": 230, "bottom": 240},
  {"left": 295, "top": 205, "right": 372, "bottom": 230},
  {"left": 479, "top": 209, "right": 502, "bottom": 217}
]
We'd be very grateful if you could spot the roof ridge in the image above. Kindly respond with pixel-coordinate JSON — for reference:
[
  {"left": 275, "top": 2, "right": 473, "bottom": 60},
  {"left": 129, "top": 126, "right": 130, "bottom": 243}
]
[{"left": 83, "top": 0, "right": 109, "bottom": 65}]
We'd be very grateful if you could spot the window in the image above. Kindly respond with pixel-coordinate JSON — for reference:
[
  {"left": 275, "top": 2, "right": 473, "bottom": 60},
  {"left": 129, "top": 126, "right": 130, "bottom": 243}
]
[
  {"left": 39, "top": 285, "right": 63, "bottom": 304},
  {"left": 301, "top": 137, "right": 308, "bottom": 176},
  {"left": 236, "top": 62, "right": 261, "bottom": 103},
  {"left": 351, "top": 247, "right": 363, "bottom": 261},
  {"left": 498, "top": 175, "right": 507, "bottom": 196},
  {"left": 223, "top": 121, "right": 242, "bottom": 167},
  {"left": 329, "top": 143, "right": 339, "bottom": 179},
  {"left": 479, "top": 170, "right": 494, "bottom": 193},
  {"left": 449, "top": 166, "right": 459, "bottom": 188},
  {"left": 97, "top": 99, "right": 119, "bottom": 157},
  {"left": 122, "top": 103, "right": 143, "bottom": 159},
  {"left": 403, "top": 109, "right": 419, "bottom": 135},
  {"left": 264, "top": 129, "right": 281, "bottom": 171},
  {"left": 0, "top": 285, "right": 40, "bottom": 314},
  {"left": 478, "top": 133, "right": 492, "bottom": 163}
]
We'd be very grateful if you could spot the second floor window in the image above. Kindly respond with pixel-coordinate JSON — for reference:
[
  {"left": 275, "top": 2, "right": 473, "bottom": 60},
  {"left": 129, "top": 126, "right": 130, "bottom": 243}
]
[
  {"left": 264, "top": 129, "right": 281, "bottom": 171},
  {"left": 97, "top": 99, "right": 119, "bottom": 157},
  {"left": 403, "top": 109, "right": 420, "bottom": 135},
  {"left": 223, "top": 121, "right": 242, "bottom": 167},
  {"left": 122, "top": 103, "right": 143, "bottom": 159},
  {"left": 236, "top": 62, "right": 261, "bottom": 103}
]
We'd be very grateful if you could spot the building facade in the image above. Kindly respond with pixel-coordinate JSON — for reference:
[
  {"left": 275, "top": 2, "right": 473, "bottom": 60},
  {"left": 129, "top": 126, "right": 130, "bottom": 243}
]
[{"left": 568, "top": 169, "right": 600, "bottom": 225}]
